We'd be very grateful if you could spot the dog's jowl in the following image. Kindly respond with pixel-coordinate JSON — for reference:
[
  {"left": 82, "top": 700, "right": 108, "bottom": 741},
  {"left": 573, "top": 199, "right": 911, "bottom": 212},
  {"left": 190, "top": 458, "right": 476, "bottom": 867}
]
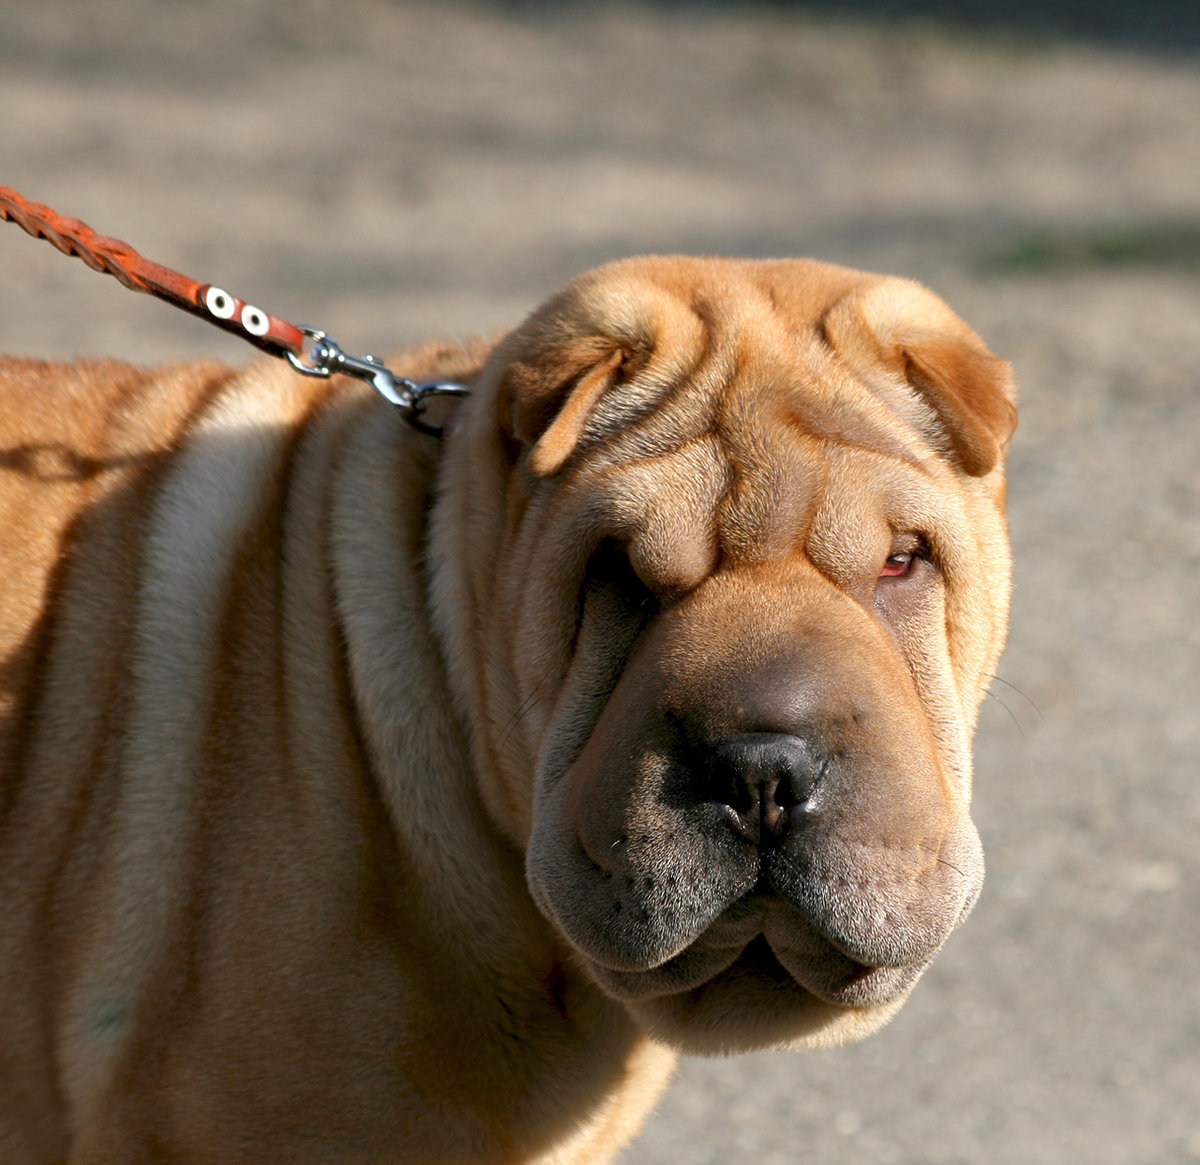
[{"left": 0, "top": 257, "right": 1014, "bottom": 1163}]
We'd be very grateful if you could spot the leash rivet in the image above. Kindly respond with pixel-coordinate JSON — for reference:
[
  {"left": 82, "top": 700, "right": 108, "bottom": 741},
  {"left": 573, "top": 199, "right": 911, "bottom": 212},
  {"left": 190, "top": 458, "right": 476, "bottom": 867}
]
[
  {"left": 241, "top": 305, "right": 270, "bottom": 337},
  {"left": 205, "top": 286, "right": 237, "bottom": 320}
]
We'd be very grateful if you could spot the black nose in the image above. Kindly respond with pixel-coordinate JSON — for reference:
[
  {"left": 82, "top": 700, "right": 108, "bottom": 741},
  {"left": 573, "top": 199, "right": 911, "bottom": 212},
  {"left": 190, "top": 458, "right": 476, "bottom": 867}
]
[{"left": 707, "top": 733, "right": 825, "bottom": 845}]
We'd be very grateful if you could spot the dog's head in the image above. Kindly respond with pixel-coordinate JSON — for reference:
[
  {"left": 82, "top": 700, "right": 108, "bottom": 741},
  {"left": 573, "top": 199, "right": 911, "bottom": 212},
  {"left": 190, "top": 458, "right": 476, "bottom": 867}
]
[{"left": 436, "top": 257, "right": 1015, "bottom": 1053}]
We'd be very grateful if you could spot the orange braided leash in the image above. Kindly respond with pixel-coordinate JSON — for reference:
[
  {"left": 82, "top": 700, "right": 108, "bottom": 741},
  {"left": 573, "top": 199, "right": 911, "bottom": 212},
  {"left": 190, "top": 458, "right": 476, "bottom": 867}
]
[{"left": 0, "top": 185, "right": 307, "bottom": 359}]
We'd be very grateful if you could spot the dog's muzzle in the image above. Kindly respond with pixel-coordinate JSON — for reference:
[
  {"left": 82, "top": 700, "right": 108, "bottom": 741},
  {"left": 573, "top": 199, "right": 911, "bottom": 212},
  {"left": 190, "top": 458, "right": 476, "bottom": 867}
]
[{"left": 525, "top": 569, "right": 984, "bottom": 1047}]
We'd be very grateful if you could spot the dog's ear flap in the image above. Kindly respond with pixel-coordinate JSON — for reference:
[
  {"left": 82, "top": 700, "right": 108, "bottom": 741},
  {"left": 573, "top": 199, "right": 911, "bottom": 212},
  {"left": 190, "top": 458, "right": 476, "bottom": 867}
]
[
  {"left": 900, "top": 336, "right": 1017, "bottom": 477},
  {"left": 825, "top": 281, "right": 1017, "bottom": 477},
  {"left": 499, "top": 338, "right": 631, "bottom": 477}
]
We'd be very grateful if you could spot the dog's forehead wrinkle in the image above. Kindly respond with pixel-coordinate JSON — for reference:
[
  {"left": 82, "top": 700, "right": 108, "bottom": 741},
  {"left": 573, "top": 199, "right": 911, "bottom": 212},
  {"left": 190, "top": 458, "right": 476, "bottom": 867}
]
[
  {"left": 729, "top": 320, "right": 938, "bottom": 472},
  {"left": 580, "top": 389, "right": 717, "bottom": 471},
  {"left": 706, "top": 395, "right": 829, "bottom": 567},
  {"left": 583, "top": 434, "right": 728, "bottom": 526},
  {"left": 570, "top": 326, "right": 733, "bottom": 474},
  {"left": 706, "top": 389, "right": 946, "bottom": 573},
  {"left": 693, "top": 333, "right": 906, "bottom": 566},
  {"left": 581, "top": 370, "right": 690, "bottom": 453},
  {"left": 567, "top": 274, "right": 862, "bottom": 502},
  {"left": 783, "top": 377, "right": 928, "bottom": 471}
]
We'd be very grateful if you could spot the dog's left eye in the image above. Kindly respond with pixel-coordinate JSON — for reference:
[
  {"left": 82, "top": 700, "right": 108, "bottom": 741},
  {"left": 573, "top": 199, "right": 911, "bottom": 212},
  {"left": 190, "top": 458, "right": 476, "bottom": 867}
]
[
  {"left": 879, "top": 553, "right": 914, "bottom": 578},
  {"left": 879, "top": 535, "right": 930, "bottom": 580}
]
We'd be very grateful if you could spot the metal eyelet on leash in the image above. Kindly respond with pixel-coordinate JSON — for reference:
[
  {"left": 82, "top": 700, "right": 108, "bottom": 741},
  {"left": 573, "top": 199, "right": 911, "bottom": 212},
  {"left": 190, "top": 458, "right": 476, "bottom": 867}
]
[{"left": 0, "top": 186, "right": 471, "bottom": 436}]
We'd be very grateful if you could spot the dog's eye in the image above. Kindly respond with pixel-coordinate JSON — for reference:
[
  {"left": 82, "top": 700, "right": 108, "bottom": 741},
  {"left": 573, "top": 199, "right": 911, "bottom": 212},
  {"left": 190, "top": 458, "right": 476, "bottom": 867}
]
[
  {"left": 880, "top": 553, "right": 914, "bottom": 578},
  {"left": 879, "top": 535, "right": 930, "bottom": 580}
]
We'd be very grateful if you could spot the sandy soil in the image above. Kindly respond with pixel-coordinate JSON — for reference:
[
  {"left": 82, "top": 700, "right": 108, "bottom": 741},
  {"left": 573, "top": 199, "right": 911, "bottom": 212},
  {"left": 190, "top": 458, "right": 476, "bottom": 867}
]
[{"left": 3, "top": 2, "right": 1198, "bottom": 1161}]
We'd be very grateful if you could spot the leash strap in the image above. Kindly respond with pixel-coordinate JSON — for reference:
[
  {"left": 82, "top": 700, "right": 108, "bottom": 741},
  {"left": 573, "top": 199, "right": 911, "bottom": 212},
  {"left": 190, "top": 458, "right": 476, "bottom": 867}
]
[
  {"left": 0, "top": 186, "right": 307, "bottom": 358},
  {"left": 0, "top": 185, "right": 469, "bottom": 432}
]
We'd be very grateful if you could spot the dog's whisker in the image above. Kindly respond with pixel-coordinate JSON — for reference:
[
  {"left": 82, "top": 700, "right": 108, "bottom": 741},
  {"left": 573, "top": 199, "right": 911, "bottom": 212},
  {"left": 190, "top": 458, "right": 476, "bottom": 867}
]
[
  {"left": 984, "top": 688, "right": 1025, "bottom": 741},
  {"left": 981, "top": 676, "right": 1039, "bottom": 780},
  {"left": 501, "top": 686, "right": 544, "bottom": 744},
  {"left": 986, "top": 673, "right": 1044, "bottom": 723}
]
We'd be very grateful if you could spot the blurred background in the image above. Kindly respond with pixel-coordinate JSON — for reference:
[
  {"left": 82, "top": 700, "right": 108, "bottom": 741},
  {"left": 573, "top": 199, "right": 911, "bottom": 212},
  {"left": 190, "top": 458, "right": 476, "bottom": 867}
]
[{"left": 2, "top": 1, "right": 1197, "bottom": 1161}]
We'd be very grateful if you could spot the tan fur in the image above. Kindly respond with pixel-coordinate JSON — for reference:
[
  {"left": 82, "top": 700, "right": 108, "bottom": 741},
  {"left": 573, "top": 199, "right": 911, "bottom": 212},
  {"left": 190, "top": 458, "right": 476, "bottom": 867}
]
[{"left": 0, "top": 257, "right": 1014, "bottom": 1162}]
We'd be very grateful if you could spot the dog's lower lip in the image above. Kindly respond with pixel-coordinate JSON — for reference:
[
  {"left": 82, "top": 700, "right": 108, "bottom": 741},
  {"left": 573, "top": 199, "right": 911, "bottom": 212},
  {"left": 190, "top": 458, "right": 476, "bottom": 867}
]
[
  {"left": 737, "top": 935, "right": 898, "bottom": 1007},
  {"left": 840, "top": 961, "right": 882, "bottom": 991},
  {"left": 735, "top": 936, "right": 808, "bottom": 985}
]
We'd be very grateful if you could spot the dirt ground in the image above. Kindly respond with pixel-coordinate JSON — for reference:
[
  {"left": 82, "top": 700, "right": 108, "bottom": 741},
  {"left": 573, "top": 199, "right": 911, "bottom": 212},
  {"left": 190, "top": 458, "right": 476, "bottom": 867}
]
[{"left": 2, "top": 2, "right": 1198, "bottom": 1161}]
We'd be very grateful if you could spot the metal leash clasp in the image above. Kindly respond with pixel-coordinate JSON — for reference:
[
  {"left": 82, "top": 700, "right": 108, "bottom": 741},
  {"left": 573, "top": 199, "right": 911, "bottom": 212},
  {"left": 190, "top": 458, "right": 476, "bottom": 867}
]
[{"left": 286, "top": 326, "right": 470, "bottom": 434}]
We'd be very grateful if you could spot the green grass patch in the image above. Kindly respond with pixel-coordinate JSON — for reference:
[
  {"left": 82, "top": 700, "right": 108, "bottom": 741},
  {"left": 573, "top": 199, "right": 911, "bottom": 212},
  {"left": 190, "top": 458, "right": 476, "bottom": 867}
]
[{"left": 991, "top": 222, "right": 1200, "bottom": 274}]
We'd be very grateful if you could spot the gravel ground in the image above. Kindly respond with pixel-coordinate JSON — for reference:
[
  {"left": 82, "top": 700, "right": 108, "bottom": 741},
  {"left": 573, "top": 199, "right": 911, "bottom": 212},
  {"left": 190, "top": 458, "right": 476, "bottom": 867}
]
[{"left": 2, "top": 2, "right": 1198, "bottom": 1161}]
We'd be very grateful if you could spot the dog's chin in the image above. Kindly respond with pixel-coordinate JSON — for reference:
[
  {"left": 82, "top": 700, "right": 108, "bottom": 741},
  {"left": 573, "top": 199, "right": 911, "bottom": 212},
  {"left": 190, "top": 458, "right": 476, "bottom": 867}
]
[{"left": 587, "top": 936, "right": 922, "bottom": 1056}]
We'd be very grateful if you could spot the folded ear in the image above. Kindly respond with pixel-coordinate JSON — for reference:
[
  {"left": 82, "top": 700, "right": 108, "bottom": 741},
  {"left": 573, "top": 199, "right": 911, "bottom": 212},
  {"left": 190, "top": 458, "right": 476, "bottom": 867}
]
[
  {"left": 492, "top": 261, "right": 712, "bottom": 477},
  {"left": 824, "top": 280, "right": 1017, "bottom": 476},
  {"left": 900, "top": 333, "right": 1017, "bottom": 477},
  {"left": 501, "top": 339, "right": 630, "bottom": 477}
]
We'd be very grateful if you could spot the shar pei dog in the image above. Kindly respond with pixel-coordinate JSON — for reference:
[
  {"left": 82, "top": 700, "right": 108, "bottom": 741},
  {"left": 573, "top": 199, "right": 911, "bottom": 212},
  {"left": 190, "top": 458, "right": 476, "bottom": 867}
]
[{"left": 0, "top": 257, "right": 1015, "bottom": 1163}]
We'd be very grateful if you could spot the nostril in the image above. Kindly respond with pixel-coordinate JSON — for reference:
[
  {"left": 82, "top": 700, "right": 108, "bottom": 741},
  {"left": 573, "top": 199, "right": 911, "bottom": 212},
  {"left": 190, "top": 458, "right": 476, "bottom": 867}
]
[{"left": 707, "top": 733, "right": 824, "bottom": 844}]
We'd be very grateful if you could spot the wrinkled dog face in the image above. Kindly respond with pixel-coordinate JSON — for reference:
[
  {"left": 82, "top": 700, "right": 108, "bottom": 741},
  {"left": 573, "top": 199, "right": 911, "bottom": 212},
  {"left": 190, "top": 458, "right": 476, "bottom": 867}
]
[{"left": 457, "top": 258, "right": 1014, "bottom": 1054}]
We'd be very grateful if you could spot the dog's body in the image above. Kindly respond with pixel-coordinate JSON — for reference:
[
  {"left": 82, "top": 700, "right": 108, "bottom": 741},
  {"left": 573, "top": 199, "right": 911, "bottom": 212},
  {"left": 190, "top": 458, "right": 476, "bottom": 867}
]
[{"left": 0, "top": 257, "right": 1015, "bottom": 1163}]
